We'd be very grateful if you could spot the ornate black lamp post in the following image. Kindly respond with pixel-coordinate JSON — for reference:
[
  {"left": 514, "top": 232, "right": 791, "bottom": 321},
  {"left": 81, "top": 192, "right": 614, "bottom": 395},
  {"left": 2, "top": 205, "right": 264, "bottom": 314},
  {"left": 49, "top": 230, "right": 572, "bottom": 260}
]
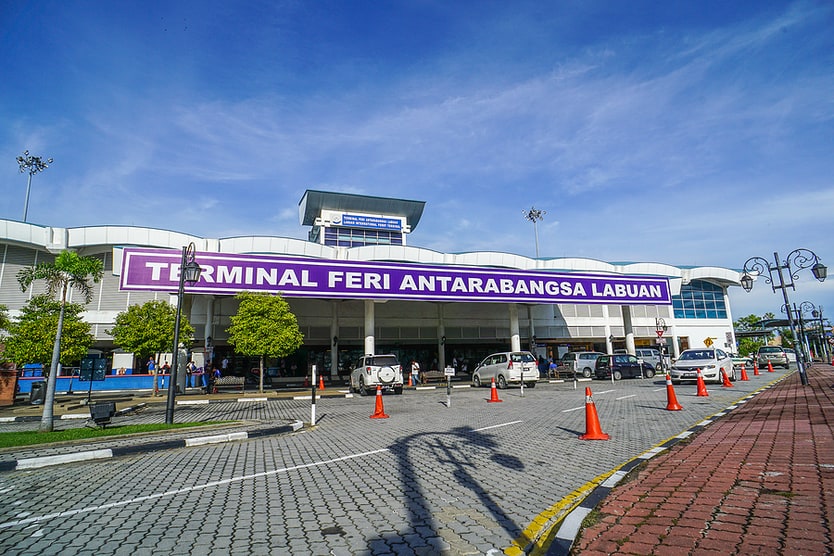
[
  {"left": 16, "top": 150, "right": 53, "bottom": 222},
  {"left": 799, "top": 302, "right": 829, "bottom": 364},
  {"left": 522, "top": 207, "right": 546, "bottom": 258},
  {"left": 165, "top": 243, "right": 202, "bottom": 424},
  {"left": 655, "top": 317, "right": 668, "bottom": 373},
  {"left": 740, "top": 249, "right": 827, "bottom": 386}
]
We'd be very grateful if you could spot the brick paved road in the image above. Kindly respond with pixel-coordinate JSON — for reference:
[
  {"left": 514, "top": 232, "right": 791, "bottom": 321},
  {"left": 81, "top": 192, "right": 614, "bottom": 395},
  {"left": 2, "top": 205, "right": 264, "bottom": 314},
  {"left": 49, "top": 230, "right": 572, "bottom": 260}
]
[{"left": 0, "top": 370, "right": 790, "bottom": 555}]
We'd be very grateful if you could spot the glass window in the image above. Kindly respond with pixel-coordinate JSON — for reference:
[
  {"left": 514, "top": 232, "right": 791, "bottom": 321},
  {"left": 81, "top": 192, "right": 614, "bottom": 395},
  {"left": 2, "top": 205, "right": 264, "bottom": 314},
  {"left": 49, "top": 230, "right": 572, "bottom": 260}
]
[{"left": 673, "top": 280, "right": 727, "bottom": 320}]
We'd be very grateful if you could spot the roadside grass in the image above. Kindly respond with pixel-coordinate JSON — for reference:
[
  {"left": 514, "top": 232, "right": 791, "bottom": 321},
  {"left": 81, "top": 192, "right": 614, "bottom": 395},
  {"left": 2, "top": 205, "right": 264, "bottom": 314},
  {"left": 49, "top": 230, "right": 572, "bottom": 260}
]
[{"left": 0, "top": 422, "right": 230, "bottom": 449}]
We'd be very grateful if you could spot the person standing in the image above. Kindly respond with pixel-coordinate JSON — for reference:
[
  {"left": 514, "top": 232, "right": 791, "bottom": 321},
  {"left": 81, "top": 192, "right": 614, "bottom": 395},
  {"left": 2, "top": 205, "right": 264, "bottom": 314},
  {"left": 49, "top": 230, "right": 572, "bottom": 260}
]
[
  {"left": 148, "top": 356, "right": 158, "bottom": 396},
  {"left": 411, "top": 359, "right": 421, "bottom": 386},
  {"left": 186, "top": 360, "right": 197, "bottom": 388}
]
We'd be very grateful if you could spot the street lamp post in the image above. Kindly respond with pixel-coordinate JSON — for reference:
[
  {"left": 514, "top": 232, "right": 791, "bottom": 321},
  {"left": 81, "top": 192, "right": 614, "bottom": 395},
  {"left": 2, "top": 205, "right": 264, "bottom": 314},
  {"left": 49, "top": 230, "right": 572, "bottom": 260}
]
[
  {"left": 16, "top": 150, "right": 53, "bottom": 222},
  {"left": 799, "top": 302, "right": 829, "bottom": 364},
  {"left": 165, "top": 243, "right": 202, "bottom": 424},
  {"left": 522, "top": 207, "right": 546, "bottom": 258},
  {"left": 740, "top": 249, "right": 827, "bottom": 386}
]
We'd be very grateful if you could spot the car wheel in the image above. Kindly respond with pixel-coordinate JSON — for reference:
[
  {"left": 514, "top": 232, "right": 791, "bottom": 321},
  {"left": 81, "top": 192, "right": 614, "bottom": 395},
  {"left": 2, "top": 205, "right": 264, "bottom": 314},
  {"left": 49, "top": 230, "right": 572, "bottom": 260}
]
[
  {"left": 394, "top": 386, "right": 403, "bottom": 395},
  {"left": 613, "top": 370, "right": 622, "bottom": 381},
  {"left": 526, "top": 381, "right": 536, "bottom": 388},
  {"left": 472, "top": 375, "right": 482, "bottom": 388},
  {"left": 497, "top": 375, "right": 508, "bottom": 389},
  {"left": 582, "top": 368, "right": 592, "bottom": 378},
  {"left": 644, "top": 368, "right": 655, "bottom": 379},
  {"left": 359, "top": 377, "right": 370, "bottom": 396}
]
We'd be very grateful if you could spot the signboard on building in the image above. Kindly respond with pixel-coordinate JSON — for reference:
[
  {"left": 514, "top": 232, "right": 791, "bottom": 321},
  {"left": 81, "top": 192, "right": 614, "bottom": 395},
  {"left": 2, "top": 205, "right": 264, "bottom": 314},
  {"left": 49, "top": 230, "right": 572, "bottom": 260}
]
[
  {"left": 338, "top": 214, "right": 402, "bottom": 231},
  {"left": 119, "top": 248, "right": 673, "bottom": 305}
]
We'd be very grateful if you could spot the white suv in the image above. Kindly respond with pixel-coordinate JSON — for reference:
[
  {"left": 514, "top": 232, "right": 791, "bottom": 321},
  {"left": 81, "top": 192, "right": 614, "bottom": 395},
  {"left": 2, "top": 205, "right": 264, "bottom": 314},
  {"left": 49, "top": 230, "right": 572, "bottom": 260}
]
[
  {"left": 350, "top": 354, "right": 404, "bottom": 396},
  {"left": 472, "top": 351, "right": 539, "bottom": 389}
]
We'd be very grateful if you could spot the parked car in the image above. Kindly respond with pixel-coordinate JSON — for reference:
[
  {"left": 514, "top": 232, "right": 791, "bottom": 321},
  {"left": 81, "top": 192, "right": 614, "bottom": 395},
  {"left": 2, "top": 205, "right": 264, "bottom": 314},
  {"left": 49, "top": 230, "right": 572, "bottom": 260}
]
[
  {"left": 553, "top": 351, "right": 606, "bottom": 378},
  {"left": 729, "top": 353, "right": 754, "bottom": 371},
  {"left": 756, "top": 346, "right": 789, "bottom": 369},
  {"left": 670, "top": 348, "right": 735, "bottom": 384},
  {"left": 594, "top": 354, "right": 656, "bottom": 380},
  {"left": 472, "top": 351, "right": 539, "bottom": 389},
  {"left": 614, "top": 348, "right": 670, "bottom": 371},
  {"left": 349, "top": 354, "right": 404, "bottom": 396}
]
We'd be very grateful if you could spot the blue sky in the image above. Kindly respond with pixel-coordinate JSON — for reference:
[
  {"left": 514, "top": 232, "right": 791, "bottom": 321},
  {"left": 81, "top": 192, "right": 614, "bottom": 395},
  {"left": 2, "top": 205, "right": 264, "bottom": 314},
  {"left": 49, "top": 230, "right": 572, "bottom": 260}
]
[{"left": 1, "top": 0, "right": 832, "bottom": 322}]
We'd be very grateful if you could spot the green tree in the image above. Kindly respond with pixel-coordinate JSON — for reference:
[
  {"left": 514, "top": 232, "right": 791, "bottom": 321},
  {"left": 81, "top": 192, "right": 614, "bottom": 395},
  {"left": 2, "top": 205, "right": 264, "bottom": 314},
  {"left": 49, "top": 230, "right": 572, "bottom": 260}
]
[
  {"left": 0, "top": 304, "right": 12, "bottom": 365},
  {"left": 4, "top": 295, "right": 94, "bottom": 367},
  {"left": 17, "top": 251, "right": 104, "bottom": 432},
  {"left": 227, "top": 291, "right": 304, "bottom": 393},
  {"left": 108, "top": 300, "right": 194, "bottom": 396}
]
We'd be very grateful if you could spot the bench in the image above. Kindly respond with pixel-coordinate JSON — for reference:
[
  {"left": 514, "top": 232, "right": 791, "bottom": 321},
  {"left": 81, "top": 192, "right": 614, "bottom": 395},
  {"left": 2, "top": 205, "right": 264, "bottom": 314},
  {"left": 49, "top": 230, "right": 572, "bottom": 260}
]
[
  {"left": 420, "top": 370, "right": 448, "bottom": 383},
  {"left": 212, "top": 376, "right": 245, "bottom": 393}
]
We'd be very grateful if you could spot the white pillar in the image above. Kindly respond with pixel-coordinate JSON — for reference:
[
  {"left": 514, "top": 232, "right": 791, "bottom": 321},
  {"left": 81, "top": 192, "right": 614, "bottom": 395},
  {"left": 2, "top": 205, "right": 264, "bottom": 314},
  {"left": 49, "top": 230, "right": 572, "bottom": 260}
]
[
  {"left": 509, "top": 303, "right": 521, "bottom": 352},
  {"left": 331, "top": 302, "right": 339, "bottom": 378},
  {"left": 622, "top": 305, "right": 636, "bottom": 355},
  {"left": 603, "top": 305, "right": 613, "bottom": 354},
  {"left": 364, "top": 299, "right": 375, "bottom": 356}
]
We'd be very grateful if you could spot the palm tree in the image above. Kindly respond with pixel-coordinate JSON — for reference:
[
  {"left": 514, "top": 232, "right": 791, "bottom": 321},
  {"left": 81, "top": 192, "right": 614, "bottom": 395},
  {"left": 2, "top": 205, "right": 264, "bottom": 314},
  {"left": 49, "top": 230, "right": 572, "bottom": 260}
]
[{"left": 17, "top": 251, "right": 103, "bottom": 432}]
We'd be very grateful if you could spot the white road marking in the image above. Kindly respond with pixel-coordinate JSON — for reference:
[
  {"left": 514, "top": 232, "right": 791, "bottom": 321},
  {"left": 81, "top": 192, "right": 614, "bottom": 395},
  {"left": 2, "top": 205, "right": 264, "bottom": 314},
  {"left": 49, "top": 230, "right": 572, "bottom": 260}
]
[
  {"left": 0, "top": 448, "right": 390, "bottom": 530},
  {"left": 473, "top": 421, "right": 523, "bottom": 432},
  {"left": 615, "top": 395, "right": 636, "bottom": 400}
]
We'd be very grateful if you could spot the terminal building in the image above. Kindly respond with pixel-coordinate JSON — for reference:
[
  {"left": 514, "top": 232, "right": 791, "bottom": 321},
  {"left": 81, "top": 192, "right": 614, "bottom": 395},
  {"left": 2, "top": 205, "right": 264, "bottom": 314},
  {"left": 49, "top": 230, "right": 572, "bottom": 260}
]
[{"left": 0, "top": 190, "right": 742, "bottom": 383}]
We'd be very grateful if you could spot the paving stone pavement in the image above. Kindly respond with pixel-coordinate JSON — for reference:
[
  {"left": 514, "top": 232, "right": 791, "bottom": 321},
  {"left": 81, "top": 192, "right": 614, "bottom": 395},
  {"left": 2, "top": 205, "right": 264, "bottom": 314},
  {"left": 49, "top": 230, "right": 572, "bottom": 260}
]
[
  {"left": 0, "top": 367, "right": 822, "bottom": 555},
  {"left": 562, "top": 363, "right": 834, "bottom": 555}
]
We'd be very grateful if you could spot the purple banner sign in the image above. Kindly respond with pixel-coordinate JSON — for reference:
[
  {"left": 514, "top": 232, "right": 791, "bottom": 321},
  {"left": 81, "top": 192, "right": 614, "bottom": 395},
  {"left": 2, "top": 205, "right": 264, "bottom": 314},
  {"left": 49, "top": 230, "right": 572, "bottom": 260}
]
[{"left": 119, "top": 248, "right": 672, "bottom": 305}]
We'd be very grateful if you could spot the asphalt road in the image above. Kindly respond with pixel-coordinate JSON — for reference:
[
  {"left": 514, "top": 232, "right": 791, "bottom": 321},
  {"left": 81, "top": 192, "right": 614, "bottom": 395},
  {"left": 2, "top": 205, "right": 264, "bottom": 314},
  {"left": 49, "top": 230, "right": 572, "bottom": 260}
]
[{"left": 0, "top": 368, "right": 790, "bottom": 555}]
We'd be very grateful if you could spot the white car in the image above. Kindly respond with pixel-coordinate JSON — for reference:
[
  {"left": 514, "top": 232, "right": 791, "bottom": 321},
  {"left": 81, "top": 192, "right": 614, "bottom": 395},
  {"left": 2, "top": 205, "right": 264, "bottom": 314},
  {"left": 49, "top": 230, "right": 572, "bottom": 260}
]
[
  {"left": 472, "top": 351, "right": 539, "bottom": 389},
  {"left": 350, "top": 354, "right": 404, "bottom": 396},
  {"left": 670, "top": 348, "right": 735, "bottom": 385}
]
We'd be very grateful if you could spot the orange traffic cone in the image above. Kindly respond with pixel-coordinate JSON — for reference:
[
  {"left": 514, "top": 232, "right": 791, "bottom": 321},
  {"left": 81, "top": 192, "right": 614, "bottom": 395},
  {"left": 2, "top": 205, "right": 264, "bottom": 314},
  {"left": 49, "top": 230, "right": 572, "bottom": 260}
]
[
  {"left": 370, "top": 385, "right": 389, "bottom": 419},
  {"left": 696, "top": 369, "right": 709, "bottom": 397},
  {"left": 408, "top": 374, "right": 413, "bottom": 387},
  {"left": 318, "top": 374, "right": 325, "bottom": 390},
  {"left": 767, "top": 361, "right": 775, "bottom": 373},
  {"left": 487, "top": 377, "right": 503, "bottom": 403},
  {"left": 665, "top": 374, "right": 682, "bottom": 411},
  {"left": 579, "top": 387, "right": 609, "bottom": 440},
  {"left": 740, "top": 364, "right": 749, "bottom": 381},
  {"left": 303, "top": 376, "right": 310, "bottom": 387},
  {"left": 753, "top": 362, "right": 760, "bottom": 376},
  {"left": 721, "top": 368, "right": 734, "bottom": 388}
]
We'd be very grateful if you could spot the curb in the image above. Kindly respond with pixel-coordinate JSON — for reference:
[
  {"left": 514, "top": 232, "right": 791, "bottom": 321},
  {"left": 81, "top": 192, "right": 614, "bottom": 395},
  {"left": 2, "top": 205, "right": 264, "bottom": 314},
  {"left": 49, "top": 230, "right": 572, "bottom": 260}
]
[{"left": 0, "top": 420, "right": 304, "bottom": 472}]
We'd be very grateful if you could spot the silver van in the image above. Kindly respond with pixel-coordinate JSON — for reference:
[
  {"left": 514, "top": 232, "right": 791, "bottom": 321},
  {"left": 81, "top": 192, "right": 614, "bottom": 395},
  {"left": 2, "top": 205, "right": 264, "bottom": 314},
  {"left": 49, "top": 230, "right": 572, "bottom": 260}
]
[
  {"left": 556, "top": 351, "right": 606, "bottom": 378},
  {"left": 472, "top": 351, "right": 539, "bottom": 389}
]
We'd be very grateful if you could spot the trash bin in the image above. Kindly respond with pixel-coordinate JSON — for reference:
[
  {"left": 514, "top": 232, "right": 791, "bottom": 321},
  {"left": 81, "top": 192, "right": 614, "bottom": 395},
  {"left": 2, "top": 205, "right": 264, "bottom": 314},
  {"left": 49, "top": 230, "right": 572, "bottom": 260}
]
[{"left": 29, "top": 381, "right": 46, "bottom": 405}]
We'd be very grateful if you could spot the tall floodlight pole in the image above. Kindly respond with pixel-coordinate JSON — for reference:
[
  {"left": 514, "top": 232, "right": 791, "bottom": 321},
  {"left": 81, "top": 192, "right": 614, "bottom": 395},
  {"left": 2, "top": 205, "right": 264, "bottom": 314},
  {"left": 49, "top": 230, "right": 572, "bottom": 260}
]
[
  {"left": 165, "top": 243, "right": 203, "bottom": 424},
  {"left": 522, "top": 207, "right": 546, "bottom": 258},
  {"left": 740, "top": 249, "right": 827, "bottom": 386},
  {"left": 16, "top": 150, "right": 53, "bottom": 222}
]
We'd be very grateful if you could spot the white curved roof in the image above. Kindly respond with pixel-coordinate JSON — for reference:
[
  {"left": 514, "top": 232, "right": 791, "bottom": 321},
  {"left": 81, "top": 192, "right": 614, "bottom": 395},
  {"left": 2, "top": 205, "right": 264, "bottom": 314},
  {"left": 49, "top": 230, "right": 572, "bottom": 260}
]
[{"left": 0, "top": 219, "right": 743, "bottom": 287}]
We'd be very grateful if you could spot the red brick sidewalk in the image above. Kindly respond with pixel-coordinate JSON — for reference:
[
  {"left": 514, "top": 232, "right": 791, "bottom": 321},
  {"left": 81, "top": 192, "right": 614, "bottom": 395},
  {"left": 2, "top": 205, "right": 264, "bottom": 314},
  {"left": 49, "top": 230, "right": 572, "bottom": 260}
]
[{"left": 570, "top": 364, "right": 834, "bottom": 555}]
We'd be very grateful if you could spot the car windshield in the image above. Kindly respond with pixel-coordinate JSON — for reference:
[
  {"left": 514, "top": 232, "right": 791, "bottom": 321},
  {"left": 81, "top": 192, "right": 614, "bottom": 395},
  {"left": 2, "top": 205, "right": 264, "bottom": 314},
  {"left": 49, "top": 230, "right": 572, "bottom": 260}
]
[
  {"left": 511, "top": 352, "right": 536, "bottom": 363},
  {"left": 679, "top": 350, "right": 715, "bottom": 360},
  {"left": 759, "top": 347, "right": 782, "bottom": 354}
]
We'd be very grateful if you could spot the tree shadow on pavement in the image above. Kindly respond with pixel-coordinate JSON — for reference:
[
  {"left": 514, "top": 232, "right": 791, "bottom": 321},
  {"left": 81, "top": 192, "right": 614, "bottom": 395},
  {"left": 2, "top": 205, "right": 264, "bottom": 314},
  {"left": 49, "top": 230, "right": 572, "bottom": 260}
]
[{"left": 365, "top": 425, "right": 528, "bottom": 553}]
